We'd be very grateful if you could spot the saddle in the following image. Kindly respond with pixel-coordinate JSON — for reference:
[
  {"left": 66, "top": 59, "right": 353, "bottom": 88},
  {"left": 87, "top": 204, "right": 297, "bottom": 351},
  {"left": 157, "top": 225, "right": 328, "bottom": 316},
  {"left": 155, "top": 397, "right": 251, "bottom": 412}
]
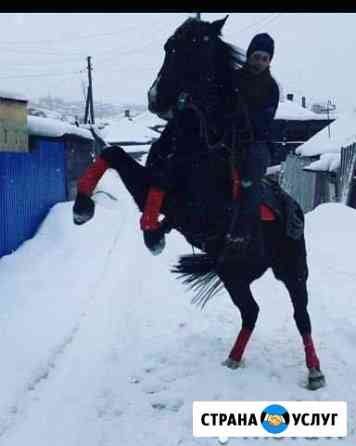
[
  {"left": 230, "top": 169, "right": 304, "bottom": 241},
  {"left": 164, "top": 157, "right": 304, "bottom": 253},
  {"left": 260, "top": 177, "right": 305, "bottom": 240}
]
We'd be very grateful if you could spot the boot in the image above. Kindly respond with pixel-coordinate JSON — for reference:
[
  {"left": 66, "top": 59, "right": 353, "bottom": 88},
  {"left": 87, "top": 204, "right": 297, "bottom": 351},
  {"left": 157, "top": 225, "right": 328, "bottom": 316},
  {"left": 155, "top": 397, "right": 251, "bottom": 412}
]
[{"left": 224, "top": 179, "right": 264, "bottom": 260}]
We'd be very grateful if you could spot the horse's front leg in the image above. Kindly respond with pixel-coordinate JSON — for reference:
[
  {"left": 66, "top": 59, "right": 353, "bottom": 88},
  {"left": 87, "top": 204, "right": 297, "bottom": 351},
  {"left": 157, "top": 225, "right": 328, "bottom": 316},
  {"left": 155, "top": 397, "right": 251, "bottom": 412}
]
[{"left": 73, "top": 146, "right": 152, "bottom": 224}]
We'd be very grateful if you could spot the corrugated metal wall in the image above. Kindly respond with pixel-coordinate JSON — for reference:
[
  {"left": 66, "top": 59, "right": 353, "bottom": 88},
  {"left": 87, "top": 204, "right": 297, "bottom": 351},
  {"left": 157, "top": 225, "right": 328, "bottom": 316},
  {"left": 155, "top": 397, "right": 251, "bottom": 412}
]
[
  {"left": 338, "top": 143, "right": 356, "bottom": 205},
  {"left": 279, "top": 153, "right": 319, "bottom": 213},
  {"left": 0, "top": 138, "right": 66, "bottom": 257}
]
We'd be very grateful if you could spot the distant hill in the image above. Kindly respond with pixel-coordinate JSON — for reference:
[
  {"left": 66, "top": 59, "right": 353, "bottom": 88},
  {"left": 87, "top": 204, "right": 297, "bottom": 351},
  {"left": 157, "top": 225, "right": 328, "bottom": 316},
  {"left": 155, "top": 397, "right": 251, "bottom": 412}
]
[{"left": 28, "top": 96, "right": 147, "bottom": 125}]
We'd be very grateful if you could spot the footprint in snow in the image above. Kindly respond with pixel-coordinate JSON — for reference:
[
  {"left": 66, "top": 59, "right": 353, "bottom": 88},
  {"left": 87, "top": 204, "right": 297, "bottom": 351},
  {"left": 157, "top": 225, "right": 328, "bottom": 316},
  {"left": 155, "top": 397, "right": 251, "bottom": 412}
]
[
  {"left": 150, "top": 396, "right": 184, "bottom": 412},
  {"left": 142, "top": 382, "right": 167, "bottom": 395}
]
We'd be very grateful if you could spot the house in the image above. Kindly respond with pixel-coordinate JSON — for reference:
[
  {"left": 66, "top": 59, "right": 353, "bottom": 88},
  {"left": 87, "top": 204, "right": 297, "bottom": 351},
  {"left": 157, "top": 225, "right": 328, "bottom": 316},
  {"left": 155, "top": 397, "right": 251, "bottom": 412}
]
[
  {"left": 279, "top": 110, "right": 356, "bottom": 212},
  {"left": 0, "top": 92, "right": 95, "bottom": 258},
  {"left": 270, "top": 98, "right": 334, "bottom": 165}
]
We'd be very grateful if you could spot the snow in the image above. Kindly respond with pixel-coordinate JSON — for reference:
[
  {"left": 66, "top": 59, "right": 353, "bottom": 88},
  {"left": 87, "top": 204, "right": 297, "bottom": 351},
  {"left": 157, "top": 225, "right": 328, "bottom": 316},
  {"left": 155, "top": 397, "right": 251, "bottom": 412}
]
[
  {"left": 27, "top": 115, "right": 93, "bottom": 140},
  {"left": 303, "top": 152, "right": 341, "bottom": 172},
  {"left": 276, "top": 100, "right": 326, "bottom": 121},
  {"left": 296, "top": 110, "right": 356, "bottom": 159},
  {"left": 0, "top": 90, "right": 28, "bottom": 102},
  {"left": 1, "top": 158, "right": 356, "bottom": 445},
  {"left": 101, "top": 114, "right": 158, "bottom": 144},
  {"left": 133, "top": 110, "right": 167, "bottom": 128}
]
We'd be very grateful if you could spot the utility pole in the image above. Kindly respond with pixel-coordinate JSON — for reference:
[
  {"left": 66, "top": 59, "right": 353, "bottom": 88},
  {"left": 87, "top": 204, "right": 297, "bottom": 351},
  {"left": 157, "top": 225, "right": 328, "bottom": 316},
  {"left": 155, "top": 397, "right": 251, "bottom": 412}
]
[
  {"left": 326, "top": 99, "right": 333, "bottom": 139},
  {"left": 84, "top": 56, "right": 95, "bottom": 125},
  {"left": 196, "top": 12, "right": 201, "bottom": 20}
]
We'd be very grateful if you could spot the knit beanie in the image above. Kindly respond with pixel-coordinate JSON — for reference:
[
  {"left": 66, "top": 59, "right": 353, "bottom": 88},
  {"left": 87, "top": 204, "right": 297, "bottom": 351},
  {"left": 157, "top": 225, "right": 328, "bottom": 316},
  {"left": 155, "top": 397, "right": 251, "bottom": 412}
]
[{"left": 246, "top": 33, "right": 274, "bottom": 60}]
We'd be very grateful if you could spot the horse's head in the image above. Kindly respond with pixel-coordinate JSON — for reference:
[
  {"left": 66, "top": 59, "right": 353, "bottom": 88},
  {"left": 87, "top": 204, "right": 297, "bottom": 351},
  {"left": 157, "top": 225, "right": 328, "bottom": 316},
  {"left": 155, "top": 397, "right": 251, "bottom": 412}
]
[{"left": 148, "top": 16, "right": 233, "bottom": 119}]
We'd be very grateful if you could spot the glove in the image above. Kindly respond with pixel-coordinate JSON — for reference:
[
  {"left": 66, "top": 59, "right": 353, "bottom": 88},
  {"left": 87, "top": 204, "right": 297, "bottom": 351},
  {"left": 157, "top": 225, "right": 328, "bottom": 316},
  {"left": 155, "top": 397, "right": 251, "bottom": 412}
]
[{"left": 73, "top": 193, "right": 95, "bottom": 225}]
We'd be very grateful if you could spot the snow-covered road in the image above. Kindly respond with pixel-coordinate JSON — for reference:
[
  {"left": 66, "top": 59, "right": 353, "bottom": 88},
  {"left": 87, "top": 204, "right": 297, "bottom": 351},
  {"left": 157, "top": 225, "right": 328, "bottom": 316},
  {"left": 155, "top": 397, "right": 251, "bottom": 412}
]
[{"left": 0, "top": 169, "right": 355, "bottom": 446}]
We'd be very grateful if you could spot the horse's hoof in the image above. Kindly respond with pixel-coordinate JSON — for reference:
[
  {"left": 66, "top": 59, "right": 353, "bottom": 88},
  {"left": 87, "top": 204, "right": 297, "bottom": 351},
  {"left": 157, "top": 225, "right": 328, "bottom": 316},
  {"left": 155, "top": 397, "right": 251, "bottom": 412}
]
[
  {"left": 143, "top": 231, "right": 165, "bottom": 256},
  {"left": 222, "top": 358, "right": 242, "bottom": 369},
  {"left": 307, "top": 368, "right": 326, "bottom": 390}
]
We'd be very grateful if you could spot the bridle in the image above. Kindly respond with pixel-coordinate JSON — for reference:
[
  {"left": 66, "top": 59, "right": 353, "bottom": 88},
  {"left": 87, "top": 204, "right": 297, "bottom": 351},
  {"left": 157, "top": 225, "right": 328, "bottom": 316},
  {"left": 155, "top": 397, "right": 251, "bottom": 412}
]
[{"left": 175, "top": 87, "right": 254, "bottom": 159}]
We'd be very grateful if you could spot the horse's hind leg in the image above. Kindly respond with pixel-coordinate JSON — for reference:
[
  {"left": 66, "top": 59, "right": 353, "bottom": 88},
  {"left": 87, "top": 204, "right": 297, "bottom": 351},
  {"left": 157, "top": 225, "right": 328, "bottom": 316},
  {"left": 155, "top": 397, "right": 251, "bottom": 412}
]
[
  {"left": 281, "top": 276, "right": 325, "bottom": 389},
  {"left": 273, "top": 235, "right": 325, "bottom": 389},
  {"left": 218, "top": 269, "right": 261, "bottom": 369}
]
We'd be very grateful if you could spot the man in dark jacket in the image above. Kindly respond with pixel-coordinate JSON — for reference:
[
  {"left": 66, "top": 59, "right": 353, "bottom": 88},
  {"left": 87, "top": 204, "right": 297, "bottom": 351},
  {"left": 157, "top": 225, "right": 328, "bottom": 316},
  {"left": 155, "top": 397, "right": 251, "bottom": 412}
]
[{"left": 227, "top": 32, "right": 280, "bottom": 257}]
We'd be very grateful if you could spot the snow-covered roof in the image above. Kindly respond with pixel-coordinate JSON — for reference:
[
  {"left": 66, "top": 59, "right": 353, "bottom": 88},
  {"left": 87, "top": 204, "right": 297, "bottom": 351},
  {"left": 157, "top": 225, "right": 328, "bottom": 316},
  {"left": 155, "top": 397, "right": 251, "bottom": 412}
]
[
  {"left": 28, "top": 116, "right": 93, "bottom": 140},
  {"left": 296, "top": 110, "right": 356, "bottom": 157},
  {"left": 0, "top": 89, "right": 28, "bottom": 102},
  {"left": 303, "top": 152, "right": 341, "bottom": 172},
  {"left": 275, "top": 100, "right": 327, "bottom": 121},
  {"left": 101, "top": 115, "right": 158, "bottom": 144},
  {"left": 133, "top": 110, "right": 167, "bottom": 128}
]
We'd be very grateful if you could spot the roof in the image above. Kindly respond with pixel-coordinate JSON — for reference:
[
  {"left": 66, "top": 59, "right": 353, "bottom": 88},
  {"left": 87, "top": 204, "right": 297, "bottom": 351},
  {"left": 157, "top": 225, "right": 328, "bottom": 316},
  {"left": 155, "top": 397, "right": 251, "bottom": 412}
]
[
  {"left": 28, "top": 116, "right": 93, "bottom": 140},
  {"left": 275, "top": 100, "right": 327, "bottom": 121},
  {"left": 101, "top": 115, "right": 158, "bottom": 144},
  {"left": 296, "top": 110, "right": 356, "bottom": 172},
  {"left": 296, "top": 110, "right": 356, "bottom": 158},
  {"left": 0, "top": 90, "right": 28, "bottom": 103}
]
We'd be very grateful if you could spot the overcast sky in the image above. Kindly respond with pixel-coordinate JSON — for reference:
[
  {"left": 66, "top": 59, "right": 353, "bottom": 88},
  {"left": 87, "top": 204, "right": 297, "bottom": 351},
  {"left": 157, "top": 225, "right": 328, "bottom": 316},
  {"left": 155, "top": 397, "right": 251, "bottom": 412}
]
[{"left": 0, "top": 12, "right": 355, "bottom": 112}]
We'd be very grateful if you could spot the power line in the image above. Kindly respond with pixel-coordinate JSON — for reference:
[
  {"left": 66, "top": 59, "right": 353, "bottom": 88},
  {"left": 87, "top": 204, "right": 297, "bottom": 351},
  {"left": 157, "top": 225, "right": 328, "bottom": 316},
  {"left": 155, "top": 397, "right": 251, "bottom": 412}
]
[
  {"left": 0, "top": 21, "right": 154, "bottom": 46},
  {"left": 0, "top": 20, "right": 171, "bottom": 63},
  {"left": 0, "top": 17, "right": 170, "bottom": 51},
  {"left": 0, "top": 71, "right": 81, "bottom": 80},
  {"left": 253, "top": 13, "right": 283, "bottom": 33},
  {"left": 235, "top": 13, "right": 280, "bottom": 34}
]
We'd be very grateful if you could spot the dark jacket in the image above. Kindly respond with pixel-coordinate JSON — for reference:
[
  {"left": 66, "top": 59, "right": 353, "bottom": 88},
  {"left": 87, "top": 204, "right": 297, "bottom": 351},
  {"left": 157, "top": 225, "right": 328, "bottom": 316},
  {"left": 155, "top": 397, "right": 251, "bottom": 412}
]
[{"left": 234, "top": 65, "right": 280, "bottom": 141}]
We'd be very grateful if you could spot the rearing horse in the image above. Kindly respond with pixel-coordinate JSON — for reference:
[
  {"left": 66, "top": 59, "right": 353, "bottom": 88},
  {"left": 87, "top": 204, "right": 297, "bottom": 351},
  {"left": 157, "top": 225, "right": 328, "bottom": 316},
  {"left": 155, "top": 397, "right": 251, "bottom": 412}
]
[{"left": 74, "top": 16, "right": 325, "bottom": 390}]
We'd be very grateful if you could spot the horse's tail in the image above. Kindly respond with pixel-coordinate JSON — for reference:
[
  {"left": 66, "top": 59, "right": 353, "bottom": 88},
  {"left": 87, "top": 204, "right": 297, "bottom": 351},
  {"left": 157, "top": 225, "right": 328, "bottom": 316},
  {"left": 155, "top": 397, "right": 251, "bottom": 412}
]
[{"left": 171, "top": 253, "right": 223, "bottom": 309}]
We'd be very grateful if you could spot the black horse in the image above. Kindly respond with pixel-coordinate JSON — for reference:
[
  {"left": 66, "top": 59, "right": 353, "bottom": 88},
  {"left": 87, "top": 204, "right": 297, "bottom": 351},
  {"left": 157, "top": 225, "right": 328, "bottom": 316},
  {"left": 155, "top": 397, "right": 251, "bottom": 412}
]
[{"left": 74, "top": 16, "right": 325, "bottom": 390}]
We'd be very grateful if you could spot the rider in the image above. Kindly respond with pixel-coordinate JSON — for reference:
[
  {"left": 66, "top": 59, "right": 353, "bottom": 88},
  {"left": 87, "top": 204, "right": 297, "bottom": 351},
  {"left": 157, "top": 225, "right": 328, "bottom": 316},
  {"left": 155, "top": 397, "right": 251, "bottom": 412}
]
[
  {"left": 140, "top": 33, "right": 279, "bottom": 256},
  {"left": 228, "top": 32, "right": 280, "bottom": 256}
]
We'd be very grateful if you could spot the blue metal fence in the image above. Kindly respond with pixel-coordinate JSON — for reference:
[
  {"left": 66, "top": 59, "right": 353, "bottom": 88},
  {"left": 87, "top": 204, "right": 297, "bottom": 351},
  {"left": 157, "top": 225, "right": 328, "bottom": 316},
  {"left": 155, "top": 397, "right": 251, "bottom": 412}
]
[{"left": 0, "top": 138, "right": 66, "bottom": 257}]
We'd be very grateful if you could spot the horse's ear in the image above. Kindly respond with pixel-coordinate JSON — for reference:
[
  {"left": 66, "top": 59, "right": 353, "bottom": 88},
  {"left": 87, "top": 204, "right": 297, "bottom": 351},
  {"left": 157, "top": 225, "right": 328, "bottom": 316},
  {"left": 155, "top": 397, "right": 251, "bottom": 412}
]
[{"left": 211, "top": 15, "right": 229, "bottom": 35}]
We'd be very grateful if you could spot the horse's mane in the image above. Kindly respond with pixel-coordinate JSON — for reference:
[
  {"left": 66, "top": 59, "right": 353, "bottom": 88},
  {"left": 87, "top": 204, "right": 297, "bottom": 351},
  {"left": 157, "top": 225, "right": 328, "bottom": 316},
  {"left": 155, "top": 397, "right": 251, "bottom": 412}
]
[{"left": 216, "top": 39, "right": 245, "bottom": 90}]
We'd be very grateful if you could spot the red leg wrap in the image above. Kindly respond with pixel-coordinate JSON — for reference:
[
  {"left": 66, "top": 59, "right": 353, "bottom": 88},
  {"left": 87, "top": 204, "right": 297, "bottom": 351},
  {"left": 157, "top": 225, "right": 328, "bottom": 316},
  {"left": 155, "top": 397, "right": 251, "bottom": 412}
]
[
  {"left": 303, "top": 334, "right": 321, "bottom": 370},
  {"left": 229, "top": 328, "right": 253, "bottom": 362},
  {"left": 140, "top": 187, "right": 166, "bottom": 231},
  {"left": 77, "top": 157, "right": 109, "bottom": 196}
]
